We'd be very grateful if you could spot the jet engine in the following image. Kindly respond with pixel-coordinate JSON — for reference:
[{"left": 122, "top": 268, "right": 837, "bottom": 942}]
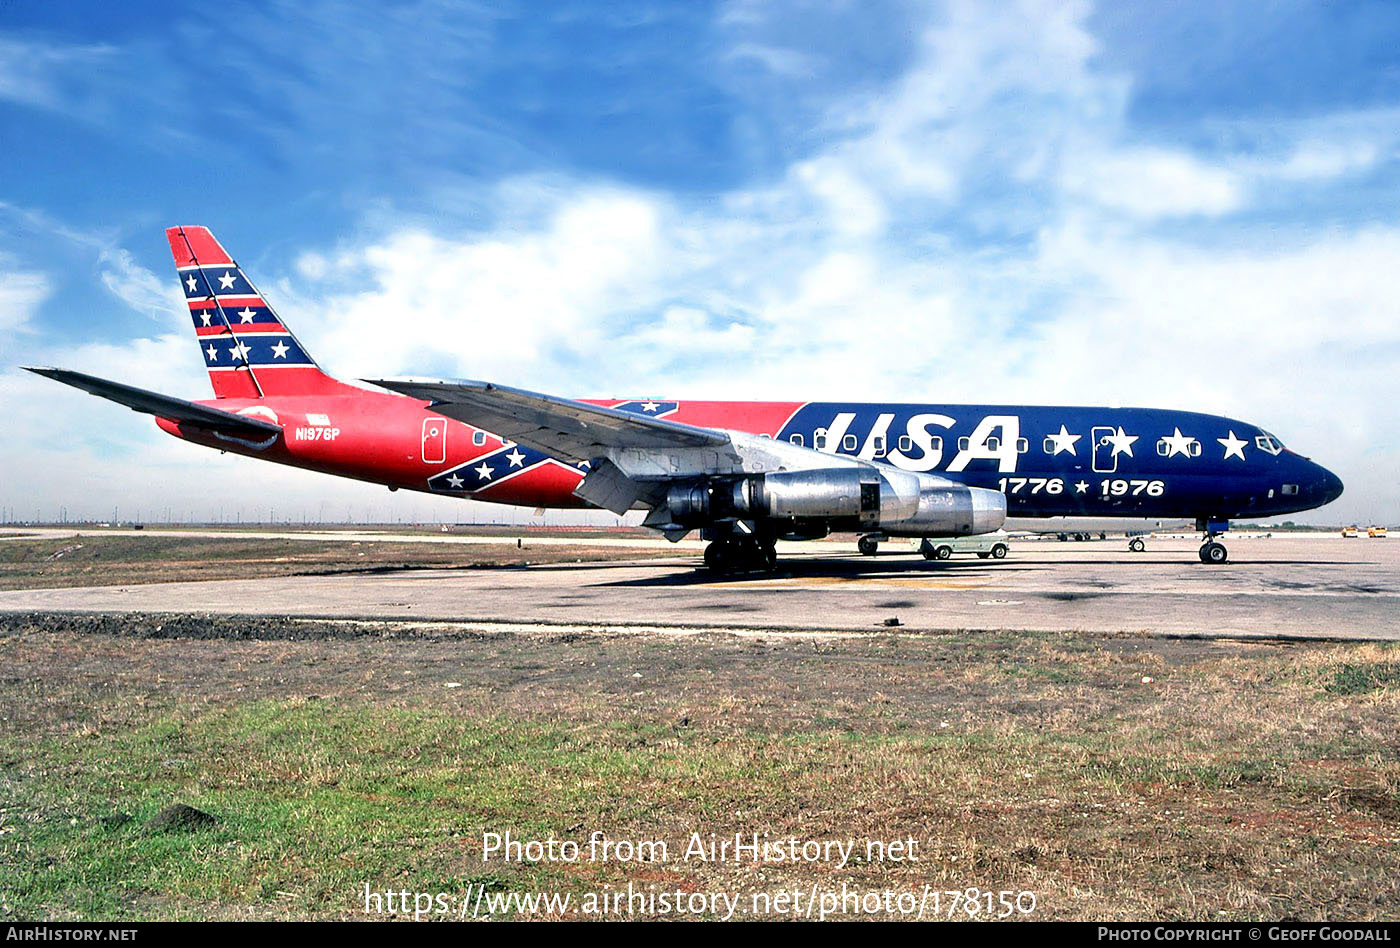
[
  {"left": 657, "top": 467, "right": 1004, "bottom": 536},
  {"left": 880, "top": 478, "right": 1006, "bottom": 537}
]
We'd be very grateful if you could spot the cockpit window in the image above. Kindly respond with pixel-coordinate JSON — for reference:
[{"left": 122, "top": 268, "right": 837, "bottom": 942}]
[{"left": 1255, "top": 431, "right": 1284, "bottom": 455}]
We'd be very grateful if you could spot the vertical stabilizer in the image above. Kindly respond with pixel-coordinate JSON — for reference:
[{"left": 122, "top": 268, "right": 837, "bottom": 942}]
[{"left": 167, "top": 226, "right": 347, "bottom": 398}]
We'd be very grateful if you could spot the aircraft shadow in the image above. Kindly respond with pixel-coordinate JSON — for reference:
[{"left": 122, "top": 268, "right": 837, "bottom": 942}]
[{"left": 601, "top": 556, "right": 1038, "bottom": 587}]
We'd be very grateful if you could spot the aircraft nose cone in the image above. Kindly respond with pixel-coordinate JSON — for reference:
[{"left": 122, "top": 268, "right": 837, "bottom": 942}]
[{"left": 1315, "top": 465, "right": 1344, "bottom": 506}]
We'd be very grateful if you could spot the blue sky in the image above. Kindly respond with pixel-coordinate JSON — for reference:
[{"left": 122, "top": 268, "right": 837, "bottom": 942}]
[{"left": 1, "top": 0, "right": 1397, "bottom": 524}]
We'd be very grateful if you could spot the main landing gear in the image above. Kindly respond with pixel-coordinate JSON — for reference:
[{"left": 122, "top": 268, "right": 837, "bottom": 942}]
[
  {"left": 703, "top": 534, "right": 778, "bottom": 575},
  {"left": 1196, "top": 518, "right": 1230, "bottom": 565}
]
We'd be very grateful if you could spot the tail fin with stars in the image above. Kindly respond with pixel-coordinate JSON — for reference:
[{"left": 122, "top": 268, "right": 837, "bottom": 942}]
[{"left": 167, "top": 225, "right": 348, "bottom": 399}]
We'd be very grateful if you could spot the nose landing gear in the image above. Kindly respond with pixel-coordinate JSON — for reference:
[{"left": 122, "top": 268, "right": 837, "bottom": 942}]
[
  {"left": 1199, "top": 540, "right": 1228, "bottom": 564},
  {"left": 1196, "top": 518, "right": 1230, "bottom": 565}
]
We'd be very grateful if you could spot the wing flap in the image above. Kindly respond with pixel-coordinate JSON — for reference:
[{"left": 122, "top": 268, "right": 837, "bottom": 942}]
[
  {"left": 24, "top": 367, "right": 283, "bottom": 437},
  {"left": 368, "top": 378, "right": 728, "bottom": 463}
]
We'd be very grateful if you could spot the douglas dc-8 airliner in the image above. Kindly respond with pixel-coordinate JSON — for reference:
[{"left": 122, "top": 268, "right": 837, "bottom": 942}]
[{"left": 28, "top": 226, "right": 1343, "bottom": 573}]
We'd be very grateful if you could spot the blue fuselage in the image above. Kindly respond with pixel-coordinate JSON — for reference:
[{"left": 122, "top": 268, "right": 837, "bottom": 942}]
[{"left": 772, "top": 404, "right": 1343, "bottom": 521}]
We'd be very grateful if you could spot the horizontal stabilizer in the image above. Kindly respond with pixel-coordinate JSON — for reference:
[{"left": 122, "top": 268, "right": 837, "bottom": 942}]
[{"left": 23, "top": 366, "right": 283, "bottom": 437}]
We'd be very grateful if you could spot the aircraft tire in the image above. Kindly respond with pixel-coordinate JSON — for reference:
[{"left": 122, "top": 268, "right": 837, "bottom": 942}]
[
  {"left": 858, "top": 535, "right": 879, "bottom": 556},
  {"left": 1129, "top": 537, "right": 1146, "bottom": 552},
  {"left": 1199, "top": 541, "right": 1228, "bottom": 565}
]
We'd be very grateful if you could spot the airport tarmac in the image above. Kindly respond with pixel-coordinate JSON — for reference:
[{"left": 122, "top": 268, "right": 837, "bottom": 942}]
[{"left": 0, "top": 533, "right": 1395, "bottom": 641}]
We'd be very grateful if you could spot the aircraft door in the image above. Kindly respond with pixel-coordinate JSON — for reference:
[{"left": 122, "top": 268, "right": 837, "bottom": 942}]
[
  {"left": 422, "top": 417, "right": 447, "bottom": 464},
  {"left": 1092, "top": 426, "right": 1117, "bottom": 473}
]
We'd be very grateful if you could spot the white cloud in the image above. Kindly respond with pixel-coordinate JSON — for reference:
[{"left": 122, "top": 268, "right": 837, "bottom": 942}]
[
  {"left": 726, "top": 41, "right": 817, "bottom": 79},
  {"left": 0, "top": 35, "right": 114, "bottom": 113},
  {"left": 0, "top": 268, "right": 48, "bottom": 337},
  {"left": 1060, "top": 147, "right": 1244, "bottom": 218}
]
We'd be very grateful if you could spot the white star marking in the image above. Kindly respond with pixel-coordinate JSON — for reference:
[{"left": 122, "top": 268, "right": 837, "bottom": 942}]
[
  {"left": 1218, "top": 430, "right": 1248, "bottom": 461},
  {"left": 185, "top": 274, "right": 199, "bottom": 293},
  {"left": 1045, "top": 424, "right": 1081, "bottom": 456},
  {"left": 641, "top": 400, "right": 661, "bottom": 413},
  {"left": 206, "top": 343, "right": 218, "bottom": 361},
  {"left": 1104, "top": 426, "right": 1138, "bottom": 458},
  {"left": 1074, "top": 481, "right": 1089, "bottom": 494},
  {"left": 1161, "top": 427, "right": 1196, "bottom": 458},
  {"left": 198, "top": 310, "right": 213, "bottom": 326},
  {"left": 474, "top": 462, "right": 494, "bottom": 480},
  {"left": 218, "top": 271, "right": 236, "bottom": 290},
  {"left": 237, "top": 307, "right": 256, "bottom": 323},
  {"left": 446, "top": 474, "right": 464, "bottom": 489},
  {"left": 230, "top": 341, "right": 251, "bottom": 362},
  {"left": 270, "top": 341, "right": 290, "bottom": 359},
  {"left": 505, "top": 448, "right": 527, "bottom": 468}
]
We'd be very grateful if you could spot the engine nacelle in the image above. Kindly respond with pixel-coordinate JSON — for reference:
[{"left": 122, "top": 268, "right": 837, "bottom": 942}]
[
  {"left": 732, "top": 468, "right": 918, "bottom": 528},
  {"left": 879, "top": 481, "right": 1006, "bottom": 537},
  {"left": 653, "top": 467, "right": 1003, "bottom": 536}
]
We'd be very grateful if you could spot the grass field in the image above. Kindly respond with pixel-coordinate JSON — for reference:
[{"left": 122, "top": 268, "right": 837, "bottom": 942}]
[{"left": 2, "top": 613, "right": 1397, "bottom": 921}]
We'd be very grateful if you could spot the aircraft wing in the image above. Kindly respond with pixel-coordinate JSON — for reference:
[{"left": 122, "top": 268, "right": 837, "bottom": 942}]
[
  {"left": 23, "top": 366, "right": 283, "bottom": 438},
  {"left": 369, "top": 377, "right": 729, "bottom": 464}
]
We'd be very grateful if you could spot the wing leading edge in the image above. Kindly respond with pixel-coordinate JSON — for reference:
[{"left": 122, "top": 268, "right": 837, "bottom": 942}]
[{"left": 368, "top": 377, "right": 729, "bottom": 463}]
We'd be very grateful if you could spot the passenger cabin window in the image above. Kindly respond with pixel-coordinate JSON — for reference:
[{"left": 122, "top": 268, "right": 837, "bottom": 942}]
[
  {"left": 986, "top": 436, "right": 1000, "bottom": 451},
  {"left": 872, "top": 435, "right": 886, "bottom": 457},
  {"left": 930, "top": 436, "right": 942, "bottom": 452},
  {"left": 1281, "top": 484, "right": 1299, "bottom": 496},
  {"left": 1156, "top": 437, "right": 1203, "bottom": 457},
  {"left": 472, "top": 430, "right": 486, "bottom": 446},
  {"left": 1016, "top": 438, "right": 1028, "bottom": 453},
  {"left": 789, "top": 433, "right": 804, "bottom": 446},
  {"left": 897, "top": 435, "right": 913, "bottom": 453},
  {"left": 958, "top": 437, "right": 970, "bottom": 451},
  {"left": 1043, "top": 437, "right": 1056, "bottom": 454},
  {"left": 842, "top": 433, "right": 857, "bottom": 451},
  {"left": 814, "top": 429, "right": 827, "bottom": 451}
]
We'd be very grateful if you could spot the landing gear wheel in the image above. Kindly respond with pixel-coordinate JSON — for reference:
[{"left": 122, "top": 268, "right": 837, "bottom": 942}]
[
  {"left": 1129, "top": 537, "right": 1146, "bottom": 553},
  {"left": 704, "top": 537, "right": 778, "bottom": 575},
  {"left": 858, "top": 535, "right": 879, "bottom": 556},
  {"left": 1199, "top": 541, "right": 1228, "bottom": 564}
]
